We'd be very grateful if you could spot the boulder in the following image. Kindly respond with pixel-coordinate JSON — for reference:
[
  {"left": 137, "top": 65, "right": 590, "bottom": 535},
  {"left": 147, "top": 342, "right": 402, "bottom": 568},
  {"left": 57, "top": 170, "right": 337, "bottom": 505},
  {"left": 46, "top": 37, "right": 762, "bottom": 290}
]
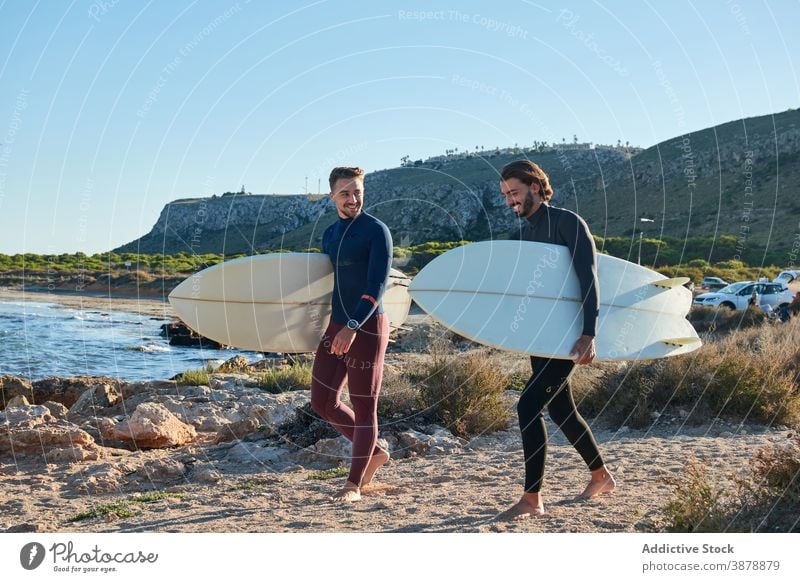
[
  {"left": 397, "top": 429, "right": 431, "bottom": 455},
  {"left": 42, "top": 401, "right": 69, "bottom": 419},
  {"left": 0, "top": 405, "right": 101, "bottom": 461},
  {"left": 68, "top": 384, "right": 121, "bottom": 418},
  {"left": 109, "top": 402, "right": 197, "bottom": 448},
  {"left": 297, "top": 436, "right": 351, "bottom": 467},
  {"left": 0, "top": 376, "right": 33, "bottom": 409},
  {"left": 6, "top": 395, "right": 29, "bottom": 407},
  {"left": 31, "top": 376, "right": 122, "bottom": 409},
  {"left": 120, "top": 380, "right": 178, "bottom": 400}
]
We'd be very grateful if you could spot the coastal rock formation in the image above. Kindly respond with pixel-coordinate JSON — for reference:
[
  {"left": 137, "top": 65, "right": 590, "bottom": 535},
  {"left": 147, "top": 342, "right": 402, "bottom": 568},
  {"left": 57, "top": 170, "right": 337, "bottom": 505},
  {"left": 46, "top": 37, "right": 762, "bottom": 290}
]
[
  {"left": 0, "top": 375, "right": 33, "bottom": 409},
  {"left": 68, "top": 383, "right": 122, "bottom": 419},
  {"left": 110, "top": 402, "right": 197, "bottom": 448},
  {"left": 0, "top": 405, "right": 101, "bottom": 461},
  {"left": 0, "top": 373, "right": 465, "bottom": 474},
  {"left": 114, "top": 109, "right": 800, "bottom": 260},
  {"left": 30, "top": 376, "right": 122, "bottom": 409},
  {"left": 160, "top": 322, "right": 225, "bottom": 349}
]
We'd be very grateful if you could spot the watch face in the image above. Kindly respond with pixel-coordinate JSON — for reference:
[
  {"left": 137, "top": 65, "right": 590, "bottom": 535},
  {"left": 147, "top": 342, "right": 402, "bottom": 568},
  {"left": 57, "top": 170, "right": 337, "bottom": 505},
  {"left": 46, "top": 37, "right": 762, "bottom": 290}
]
[{"left": 347, "top": 319, "right": 359, "bottom": 330}]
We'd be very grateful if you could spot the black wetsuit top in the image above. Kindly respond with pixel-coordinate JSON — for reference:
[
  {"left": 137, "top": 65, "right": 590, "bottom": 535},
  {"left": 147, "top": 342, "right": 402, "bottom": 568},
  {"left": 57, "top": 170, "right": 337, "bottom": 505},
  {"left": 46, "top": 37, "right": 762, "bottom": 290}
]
[
  {"left": 322, "top": 212, "right": 392, "bottom": 328},
  {"left": 510, "top": 203, "right": 599, "bottom": 336}
]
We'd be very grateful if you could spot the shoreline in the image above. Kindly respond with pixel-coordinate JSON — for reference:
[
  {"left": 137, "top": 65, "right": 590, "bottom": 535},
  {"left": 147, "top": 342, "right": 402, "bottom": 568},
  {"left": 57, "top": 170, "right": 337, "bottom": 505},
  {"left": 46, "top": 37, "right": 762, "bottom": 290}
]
[{"left": 0, "top": 287, "right": 176, "bottom": 319}]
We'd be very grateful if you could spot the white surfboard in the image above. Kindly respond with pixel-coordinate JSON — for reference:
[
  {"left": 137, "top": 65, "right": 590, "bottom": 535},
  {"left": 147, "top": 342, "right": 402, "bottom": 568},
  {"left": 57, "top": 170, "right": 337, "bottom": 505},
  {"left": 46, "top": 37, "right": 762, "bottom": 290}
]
[
  {"left": 409, "top": 241, "right": 701, "bottom": 361},
  {"left": 168, "top": 253, "right": 412, "bottom": 353}
]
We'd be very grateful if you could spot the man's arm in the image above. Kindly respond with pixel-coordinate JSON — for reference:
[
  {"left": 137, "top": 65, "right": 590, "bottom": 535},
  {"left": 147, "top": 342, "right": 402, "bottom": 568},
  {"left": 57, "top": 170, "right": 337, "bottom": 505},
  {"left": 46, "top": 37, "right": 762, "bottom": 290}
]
[
  {"left": 348, "top": 221, "right": 393, "bottom": 328},
  {"left": 559, "top": 212, "right": 599, "bottom": 363}
]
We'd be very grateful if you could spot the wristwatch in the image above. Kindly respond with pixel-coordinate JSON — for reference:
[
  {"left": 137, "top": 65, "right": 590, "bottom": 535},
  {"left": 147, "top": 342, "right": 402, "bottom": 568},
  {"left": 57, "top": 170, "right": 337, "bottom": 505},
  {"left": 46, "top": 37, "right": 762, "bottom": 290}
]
[{"left": 346, "top": 319, "right": 360, "bottom": 331}]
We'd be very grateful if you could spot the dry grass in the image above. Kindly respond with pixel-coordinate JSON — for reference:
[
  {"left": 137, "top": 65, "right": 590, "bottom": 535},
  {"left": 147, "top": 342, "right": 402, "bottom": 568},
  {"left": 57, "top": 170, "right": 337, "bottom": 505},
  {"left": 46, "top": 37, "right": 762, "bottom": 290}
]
[
  {"left": 413, "top": 344, "right": 513, "bottom": 438},
  {"left": 689, "top": 304, "right": 768, "bottom": 335},
  {"left": 377, "top": 366, "right": 422, "bottom": 420},
  {"left": 660, "top": 435, "right": 800, "bottom": 532},
  {"left": 583, "top": 319, "right": 800, "bottom": 428}
]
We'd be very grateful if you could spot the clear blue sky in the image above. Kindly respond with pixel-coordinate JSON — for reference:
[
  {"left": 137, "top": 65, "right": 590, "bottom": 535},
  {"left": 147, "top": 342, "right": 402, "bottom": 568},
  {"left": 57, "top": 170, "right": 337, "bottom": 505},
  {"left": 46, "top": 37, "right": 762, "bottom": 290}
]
[{"left": 0, "top": 0, "right": 798, "bottom": 254}]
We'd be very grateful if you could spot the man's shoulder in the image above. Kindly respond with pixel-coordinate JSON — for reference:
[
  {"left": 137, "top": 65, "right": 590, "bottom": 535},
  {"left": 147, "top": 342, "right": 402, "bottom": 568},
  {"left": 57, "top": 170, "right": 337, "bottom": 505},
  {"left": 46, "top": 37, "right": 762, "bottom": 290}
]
[
  {"left": 360, "top": 213, "right": 391, "bottom": 236},
  {"left": 548, "top": 205, "right": 590, "bottom": 230},
  {"left": 547, "top": 204, "right": 581, "bottom": 221}
]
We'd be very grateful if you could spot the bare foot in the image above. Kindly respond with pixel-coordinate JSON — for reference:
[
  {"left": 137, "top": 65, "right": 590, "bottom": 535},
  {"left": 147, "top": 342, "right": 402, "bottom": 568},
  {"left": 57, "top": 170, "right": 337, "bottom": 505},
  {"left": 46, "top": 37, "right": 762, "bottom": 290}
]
[
  {"left": 361, "top": 449, "right": 390, "bottom": 487},
  {"left": 498, "top": 494, "right": 544, "bottom": 521},
  {"left": 580, "top": 468, "right": 616, "bottom": 499},
  {"left": 330, "top": 481, "right": 361, "bottom": 503}
]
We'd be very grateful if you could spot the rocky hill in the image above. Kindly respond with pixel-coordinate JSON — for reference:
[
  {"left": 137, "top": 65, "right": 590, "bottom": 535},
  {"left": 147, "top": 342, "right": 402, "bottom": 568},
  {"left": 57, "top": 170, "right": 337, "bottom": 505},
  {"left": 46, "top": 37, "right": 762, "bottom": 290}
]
[{"left": 116, "top": 108, "right": 800, "bottom": 264}]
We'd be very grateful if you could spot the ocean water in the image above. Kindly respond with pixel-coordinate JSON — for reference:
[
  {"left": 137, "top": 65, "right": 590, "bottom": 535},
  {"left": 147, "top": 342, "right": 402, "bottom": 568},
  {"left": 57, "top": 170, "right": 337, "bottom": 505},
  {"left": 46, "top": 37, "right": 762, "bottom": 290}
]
[{"left": 0, "top": 300, "right": 264, "bottom": 381}]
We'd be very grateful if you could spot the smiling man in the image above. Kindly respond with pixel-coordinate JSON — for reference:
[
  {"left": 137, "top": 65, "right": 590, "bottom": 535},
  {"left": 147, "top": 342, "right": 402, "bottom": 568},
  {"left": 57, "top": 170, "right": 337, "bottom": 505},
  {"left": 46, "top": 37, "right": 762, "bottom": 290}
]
[
  {"left": 310, "top": 166, "right": 393, "bottom": 502},
  {"left": 499, "top": 159, "right": 615, "bottom": 520}
]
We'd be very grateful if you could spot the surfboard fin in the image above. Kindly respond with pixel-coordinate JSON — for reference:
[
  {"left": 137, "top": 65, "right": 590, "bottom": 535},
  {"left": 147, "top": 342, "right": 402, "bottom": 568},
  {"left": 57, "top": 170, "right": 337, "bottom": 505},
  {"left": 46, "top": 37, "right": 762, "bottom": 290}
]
[
  {"left": 662, "top": 337, "right": 702, "bottom": 347},
  {"left": 652, "top": 277, "right": 691, "bottom": 289}
]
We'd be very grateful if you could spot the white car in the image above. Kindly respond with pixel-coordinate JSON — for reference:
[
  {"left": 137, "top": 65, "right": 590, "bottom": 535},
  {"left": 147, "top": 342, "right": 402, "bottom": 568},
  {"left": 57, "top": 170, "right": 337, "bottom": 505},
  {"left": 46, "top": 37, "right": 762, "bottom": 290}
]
[
  {"left": 774, "top": 270, "right": 800, "bottom": 293},
  {"left": 693, "top": 281, "right": 793, "bottom": 311}
]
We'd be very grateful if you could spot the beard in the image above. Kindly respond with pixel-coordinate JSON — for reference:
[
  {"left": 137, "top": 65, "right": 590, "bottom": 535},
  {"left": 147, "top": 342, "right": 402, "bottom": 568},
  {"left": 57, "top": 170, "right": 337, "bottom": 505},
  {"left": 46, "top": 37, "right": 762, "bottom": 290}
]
[{"left": 519, "top": 188, "right": 537, "bottom": 218}]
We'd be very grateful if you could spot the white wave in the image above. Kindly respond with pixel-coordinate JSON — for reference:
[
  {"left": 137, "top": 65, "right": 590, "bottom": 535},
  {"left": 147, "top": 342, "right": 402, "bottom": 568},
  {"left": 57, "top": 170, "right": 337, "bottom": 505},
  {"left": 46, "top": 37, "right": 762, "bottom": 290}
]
[{"left": 127, "top": 344, "right": 171, "bottom": 353}]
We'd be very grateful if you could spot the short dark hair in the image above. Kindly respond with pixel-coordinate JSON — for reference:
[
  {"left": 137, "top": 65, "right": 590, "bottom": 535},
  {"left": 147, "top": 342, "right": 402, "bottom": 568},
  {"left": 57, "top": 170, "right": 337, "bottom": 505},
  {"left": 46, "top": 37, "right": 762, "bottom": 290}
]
[
  {"left": 329, "top": 166, "right": 365, "bottom": 191},
  {"left": 500, "top": 160, "right": 553, "bottom": 201}
]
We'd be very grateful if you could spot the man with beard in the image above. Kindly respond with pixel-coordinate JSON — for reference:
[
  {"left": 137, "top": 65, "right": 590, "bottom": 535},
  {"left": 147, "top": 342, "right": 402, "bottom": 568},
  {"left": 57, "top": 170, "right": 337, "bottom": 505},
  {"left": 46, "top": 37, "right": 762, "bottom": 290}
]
[{"left": 498, "top": 159, "right": 615, "bottom": 520}]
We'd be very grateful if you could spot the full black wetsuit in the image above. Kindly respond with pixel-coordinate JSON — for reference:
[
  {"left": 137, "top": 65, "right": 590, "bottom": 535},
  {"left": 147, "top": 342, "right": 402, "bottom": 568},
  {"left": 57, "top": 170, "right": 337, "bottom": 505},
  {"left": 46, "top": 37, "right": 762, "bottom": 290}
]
[
  {"left": 310, "top": 212, "right": 392, "bottom": 486},
  {"left": 510, "top": 203, "right": 605, "bottom": 492}
]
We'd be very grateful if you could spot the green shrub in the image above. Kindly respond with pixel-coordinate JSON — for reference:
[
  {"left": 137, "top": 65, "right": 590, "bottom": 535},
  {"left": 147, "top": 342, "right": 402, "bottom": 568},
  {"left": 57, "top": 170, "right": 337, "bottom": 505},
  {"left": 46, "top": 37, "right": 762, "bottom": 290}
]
[
  {"left": 687, "top": 258, "right": 709, "bottom": 269},
  {"left": 417, "top": 348, "right": 512, "bottom": 437},
  {"left": 306, "top": 467, "right": 349, "bottom": 480},
  {"left": 256, "top": 363, "right": 312, "bottom": 394},
  {"left": 68, "top": 492, "right": 183, "bottom": 523},
  {"left": 174, "top": 366, "right": 213, "bottom": 386}
]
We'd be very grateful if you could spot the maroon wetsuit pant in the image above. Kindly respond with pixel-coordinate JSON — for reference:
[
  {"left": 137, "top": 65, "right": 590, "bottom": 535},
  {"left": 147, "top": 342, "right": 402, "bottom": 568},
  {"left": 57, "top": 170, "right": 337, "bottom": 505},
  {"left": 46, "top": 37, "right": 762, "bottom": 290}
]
[{"left": 310, "top": 313, "right": 389, "bottom": 486}]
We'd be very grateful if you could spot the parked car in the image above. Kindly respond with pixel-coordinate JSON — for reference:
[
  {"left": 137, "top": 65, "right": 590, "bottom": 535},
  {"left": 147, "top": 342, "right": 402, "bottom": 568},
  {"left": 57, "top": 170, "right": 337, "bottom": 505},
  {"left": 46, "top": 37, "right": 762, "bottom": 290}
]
[
  {"left": 693, "top": 281, "right": 793, "bottom": 311},
  {"left": 774, "top": 270, "right": 800, "bottom": 293},
  {"left": 700, "top": 276, "right": 728, "bottom": 290}
]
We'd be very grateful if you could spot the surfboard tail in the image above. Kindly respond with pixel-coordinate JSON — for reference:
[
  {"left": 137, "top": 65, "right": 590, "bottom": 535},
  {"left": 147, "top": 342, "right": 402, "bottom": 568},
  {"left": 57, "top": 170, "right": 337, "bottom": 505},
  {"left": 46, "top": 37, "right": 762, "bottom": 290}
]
[{"left": 652, "top": 277, "right": 691, "bottom": 289}]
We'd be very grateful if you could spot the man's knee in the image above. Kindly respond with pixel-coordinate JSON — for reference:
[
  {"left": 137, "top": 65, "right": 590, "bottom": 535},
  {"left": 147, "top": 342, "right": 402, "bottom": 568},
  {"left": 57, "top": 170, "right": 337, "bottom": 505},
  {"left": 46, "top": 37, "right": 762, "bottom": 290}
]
[
  {"left": 517, "top": 386, "right": 547, "bottom": 415},
  {"left": 349, "top": 394, "right": 377, "bottom": 417}
]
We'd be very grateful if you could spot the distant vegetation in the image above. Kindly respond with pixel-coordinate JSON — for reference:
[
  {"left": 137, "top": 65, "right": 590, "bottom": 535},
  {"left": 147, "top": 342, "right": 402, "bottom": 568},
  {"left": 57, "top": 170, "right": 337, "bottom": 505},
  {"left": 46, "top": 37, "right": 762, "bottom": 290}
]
[{"left": 0, "top": 233, "right": 788, "bottom": 285}]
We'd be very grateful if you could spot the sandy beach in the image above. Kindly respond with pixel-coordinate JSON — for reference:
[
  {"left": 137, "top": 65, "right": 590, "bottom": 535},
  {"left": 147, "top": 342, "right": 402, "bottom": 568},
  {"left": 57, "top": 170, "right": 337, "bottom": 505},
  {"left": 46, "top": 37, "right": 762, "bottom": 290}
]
[
  {"left": 0, "top": 287, "right": 795, "bottom": 534},
  {"left": 1, "top": 415, "right": 790, "bottom": 533}
]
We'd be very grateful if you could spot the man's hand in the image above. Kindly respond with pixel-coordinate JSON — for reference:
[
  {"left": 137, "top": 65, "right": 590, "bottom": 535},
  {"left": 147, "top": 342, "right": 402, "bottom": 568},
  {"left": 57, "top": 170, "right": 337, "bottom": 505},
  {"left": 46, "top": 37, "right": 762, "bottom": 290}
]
[
  {"left": 569, "top": 335, "right": 596, "bottom": 365},
  {"left": 330, "top": 327, "right": 357, "bottom": 356}
]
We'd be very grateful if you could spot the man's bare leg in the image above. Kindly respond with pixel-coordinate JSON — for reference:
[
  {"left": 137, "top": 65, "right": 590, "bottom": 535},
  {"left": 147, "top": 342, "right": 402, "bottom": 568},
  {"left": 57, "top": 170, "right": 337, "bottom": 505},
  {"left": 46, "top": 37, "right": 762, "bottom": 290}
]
[
  {"left": 580, "top": 466, "right": 616, "bottom": 499},
  {"left": 360, "top": 448, "right": 390, "bottom": 489},
  {"left": 330, "top": 480, "right": 361, "bottom": 503},
  {"left": 499, "top": 491, "right": 545, "bottom": 521}
]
